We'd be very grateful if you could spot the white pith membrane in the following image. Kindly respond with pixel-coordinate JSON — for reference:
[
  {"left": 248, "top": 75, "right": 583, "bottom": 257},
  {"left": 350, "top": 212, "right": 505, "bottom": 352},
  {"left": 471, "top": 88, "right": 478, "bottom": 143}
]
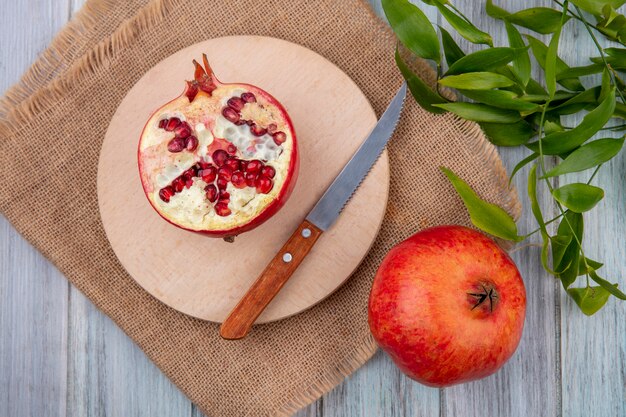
[{"left": 138, "top": 84, "right": 295, "bottom": 232}]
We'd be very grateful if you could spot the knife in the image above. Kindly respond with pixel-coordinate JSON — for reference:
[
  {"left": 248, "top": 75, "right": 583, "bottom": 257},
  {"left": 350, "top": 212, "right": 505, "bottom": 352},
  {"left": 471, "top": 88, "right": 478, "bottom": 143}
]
[{"left": 219, "top": 82, "right": 407, "bottom": 340}]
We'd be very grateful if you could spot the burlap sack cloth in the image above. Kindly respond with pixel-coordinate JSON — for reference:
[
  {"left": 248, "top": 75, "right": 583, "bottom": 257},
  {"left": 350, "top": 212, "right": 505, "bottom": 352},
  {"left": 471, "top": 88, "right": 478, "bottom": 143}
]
[{"left": 0, "top": 0, "right": 521, "bottom": 415}]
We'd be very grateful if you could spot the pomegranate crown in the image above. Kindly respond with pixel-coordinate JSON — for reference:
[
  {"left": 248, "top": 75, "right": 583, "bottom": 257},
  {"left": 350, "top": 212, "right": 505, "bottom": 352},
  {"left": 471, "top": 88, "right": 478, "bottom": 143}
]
[{"left": 185, "top": 54, "right": 218, "bottom": 102}]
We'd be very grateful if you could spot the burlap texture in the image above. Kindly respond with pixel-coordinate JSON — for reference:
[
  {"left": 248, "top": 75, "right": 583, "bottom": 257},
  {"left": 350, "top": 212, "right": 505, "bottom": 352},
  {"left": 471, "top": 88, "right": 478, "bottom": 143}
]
[{"left": 0, "top": 0, "right": 520, "bottom": 416}]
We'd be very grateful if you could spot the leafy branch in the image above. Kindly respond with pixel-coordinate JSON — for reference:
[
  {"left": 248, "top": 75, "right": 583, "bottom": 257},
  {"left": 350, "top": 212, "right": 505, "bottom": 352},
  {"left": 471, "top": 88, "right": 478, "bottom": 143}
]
[{"left": 382, "top": 0, "right": 626, "bottom": 314}]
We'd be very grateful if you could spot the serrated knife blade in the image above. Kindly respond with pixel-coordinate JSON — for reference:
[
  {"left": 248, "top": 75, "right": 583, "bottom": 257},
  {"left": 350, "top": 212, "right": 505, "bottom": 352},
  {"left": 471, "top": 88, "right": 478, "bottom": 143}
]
[
  {"left": 306, "top": 82, "right": 407, "bottom": 230},
  {"left": 220, "top": 82, "right": 407, "bottom": 340}
]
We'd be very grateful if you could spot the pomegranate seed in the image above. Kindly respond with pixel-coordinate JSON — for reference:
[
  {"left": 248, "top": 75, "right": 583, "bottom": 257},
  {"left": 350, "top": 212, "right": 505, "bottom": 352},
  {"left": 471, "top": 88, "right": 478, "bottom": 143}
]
[
  {"left": 174, "top": 121, "right": 192, "bottom": 138},
  {"left": 231, "top": 171, "right": 246, "bottom": 188},
  {"left": 172, "top": 177, "right": 185, "bottom": 192},
  {"left": 241, "top": 92, "right": 256, "bottom": 103},
  {"left": 246, "top": 120, "right": 254, "bottom": 126},
  {"left": 198, "top": 160, "right": 211, "bottom": 169},
  {"left": 255, "top": 175, "right": 273, "bottom": 194},
  {"left": 200, "top": 166, "right": 217, "bottom": 183},
  {"left": 273, "top": 131, "right": 287, "bottom": 145},
  {"left": 214, "top": 202, "right": 231, "bottom": 217},
  {"left": 218, "top": 166, "right": 233, "bottom": 181},
  {"left": 261, "top": 165, "right": 276, "bottom": 179},
  {"left": 222, "top": 107, "right": 240, "bottom": 123},
  {"left": 246, "top": 160, "right": 263, "bottom": 173},
  {"left": 185, "top": 135, "right": 198, "bottom": 151},
  {"left": 159, "top": 186, "right": 174, "bottom": 202},
  {"left": 167, "top": 137, "right": 186, "bottom": 153},
  {"left": 224, "top": 158, "right": 240, "bottom": 171},
  {"left": 245, "top": 172, "right": 257, "bottom": 187},
  {"left": 239, "top": 160, "right": 248, "bottom": 171},
  {"left": 182, "top": 167, "right": 197, "bottom": 181},
  {"left": 267, "top": 123, "right": 277, "bottom": 134},
  {"left": 185, "top": 180, "right": 194, "bottom": 188},
  {"left": 235, "top": 119, "right": 246, "bottom": 126},
  {"left": 205, "top": 184, "right": 218, "bottom": 202},
  {"left": 250, "top": 124, "right": 267, "bottom": 136},
  {"left": 165, "top": 117, "right": 181, "bottom": 131},
  {"left": 227, "top": 97, "right": 245, "bottom": 111},
  {"left": 216, "top": 177, "right": 228, "bottom": 190},
  {"left": 227, "top": 143, "right": 238, "bottom": 154},
  {"left": 158, "top": 119, "right": 168, "bottom": 129},
  {"left": 212, "top": 149, "right": 228, "bottom": 167},
  {"left": 219, "top": 190, "right": 230, "bottom": 200}
]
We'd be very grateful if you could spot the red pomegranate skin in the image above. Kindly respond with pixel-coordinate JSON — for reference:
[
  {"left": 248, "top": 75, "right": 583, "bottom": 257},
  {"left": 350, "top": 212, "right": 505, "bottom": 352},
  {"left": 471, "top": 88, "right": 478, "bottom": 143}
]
[{"left": 368, "top": 225, "right": 526, "bottom": 387}]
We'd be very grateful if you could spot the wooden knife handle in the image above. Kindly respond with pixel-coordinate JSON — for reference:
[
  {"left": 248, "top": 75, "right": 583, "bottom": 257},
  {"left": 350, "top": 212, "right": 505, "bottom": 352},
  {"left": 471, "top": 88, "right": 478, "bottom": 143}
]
[{"left": 219, "top": 219, "right": 323, "bottom": 340}]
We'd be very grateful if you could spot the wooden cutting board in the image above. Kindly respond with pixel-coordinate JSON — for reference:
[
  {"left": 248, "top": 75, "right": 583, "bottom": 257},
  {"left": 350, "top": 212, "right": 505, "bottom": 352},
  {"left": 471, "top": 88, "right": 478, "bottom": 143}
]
[{"left": 97, "top": 36, "right": 389, "bottom": 323}]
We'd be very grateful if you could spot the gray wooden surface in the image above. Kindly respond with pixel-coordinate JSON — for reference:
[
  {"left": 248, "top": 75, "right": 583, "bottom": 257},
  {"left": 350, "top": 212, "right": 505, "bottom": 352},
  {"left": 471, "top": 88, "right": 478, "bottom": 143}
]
[{"left": 0, "top": 0, "right": 624, "bottom": 416}]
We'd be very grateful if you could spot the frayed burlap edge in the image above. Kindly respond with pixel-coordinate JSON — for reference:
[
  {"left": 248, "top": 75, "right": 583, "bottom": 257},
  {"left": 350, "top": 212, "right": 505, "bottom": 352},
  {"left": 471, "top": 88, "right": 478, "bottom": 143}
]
[
  {"left": 0, "top": 0, "right": 134, "bottom": 117},
  {"left": 0, "top": 0, "right": 174, "bottom": 136},
  {"left": 0, "top": 0, "right": 521, "bottom": 415}
]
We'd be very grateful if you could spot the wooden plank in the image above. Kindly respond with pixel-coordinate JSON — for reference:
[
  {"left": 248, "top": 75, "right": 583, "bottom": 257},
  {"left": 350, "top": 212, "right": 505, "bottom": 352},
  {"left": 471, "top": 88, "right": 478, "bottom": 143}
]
[
  {"left": 560, "top": 158, "right": 626, "bottom": 416},
  {"left": 0, "top": 1, "right": 73, "bottom": 417},
  {"left": 555, "top": 12, "right": 626, "bottom": 416},
  {"left": 321, "top": 351, "right": 440, "bottom": 417},
  {"left": 0, "top": 216, "right": 69, "bottom": 417},
  {"left": 418, "top": 1, "right": 561, "bottom": 416},
  {"left": 66, "top": 288, "right": 192, "bottom": 417},
  {"left": 59, "top": 6, "right": 194, "bottom": 417},
  {"left": 312, "top": 2, "right": 442, "bottom": 416}
]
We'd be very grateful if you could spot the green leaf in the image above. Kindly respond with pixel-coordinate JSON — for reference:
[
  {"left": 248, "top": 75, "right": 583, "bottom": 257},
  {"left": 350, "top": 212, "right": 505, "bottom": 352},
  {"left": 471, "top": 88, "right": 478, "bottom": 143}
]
[
  {"left": 505, "top": 22, "right": 531, "bottom": 87},
  {"left": 486, "top": 0, "right": 510, "bottom": 19},
  {"left": 528, "top": 165, "right": 554, "bottom": 274},
  {"left": 544, "top": 119, "right": 565, "bottom": 134},
  {"left": 615, "top": 102, "right": 626, "bottom": 119},
  {"left": 596, "top": 5, "right": 626, "bottom": 43},
  {"left": 567, "top": 286, "right": 611, "bottom": 315},
  {"left": 526, "top": 35, "right": 585, "bottom": 91},
  {"left": 590, "top": 55, "right": 626, "bottom": 70},
  {"left": 395, "top": 48, "right": 448, "bottom": 114},
  {"left": 545, "top": 28, "right": 562, "bottom": 98},
  {"left": 509, "top": 152, "right": 539, "bottom": 184},
  {"left": 433, "top": 102, "right": 521, "bottom": 123},
  {"left": 480, "top": 120, "right": 535, "bottom": 146},
  {"left": 528, "top": 165, "right": 548, "bottom": 235},
  {"left": 507, "top": 7, "right": 571, "bottom": 35},
  {"left": 590, "top": 270, "right": 626, "bottom": 299},
  {"left": 557, "top": 64, "right": 604, "bottom": 80},
  {"left": 383, "top": 0, "right": 440, "bottom": 62},
  {"left": 459, "top": 89, "right": 539, "bottom": 111},
  {"left": 446, "top": 47, "right": 524, "bottom": 75},
  {"left": 542, "top": 137, "right": 625, "bottom": 176},
  {"left": 528, "top": 89, "right": 617, "bottom": 155},
  {"left": 439, "top": 26, "right": 465, "bottom": 67},
  {"left": 494, "top": 66, "right": 526, "bottom": 93},
  {"left": 550, "top": 86, "right": 600, "bottom": 115},
  {"left": 600, "top": 69, "right": 612, "bottom": 103},
  {"left": 551, "top": 233, "right": 573, "bottom": 271},
  {"left": 526, "top": 77, "right": 549, "bottom": 95},
  {"left": 552, "top": 183, "right": 605, "bottom": 213},
  {"left": 433, "top": 2, "right": 493, "bottom": 46},
  {"left": 578, "top": 257, "right": 604, "bottom": 275},
  {"left": 555, "top": 212, "right": 584, "bottom": 289},
  {"left": 570, "top": 0, "right": 626, "bottom": 16},
  {"left": 439, "top": 72, "right": 515, "bottom": 90},
  {"left": 441, "top": 167, "right": 522, "bottom": 241}
]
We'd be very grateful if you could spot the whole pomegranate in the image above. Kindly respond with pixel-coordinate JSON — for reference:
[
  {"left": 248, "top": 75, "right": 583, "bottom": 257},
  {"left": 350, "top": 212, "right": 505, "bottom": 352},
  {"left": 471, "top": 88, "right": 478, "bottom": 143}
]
[
  {"left": 368, "top": 225, "right": 526, "bottom": 387},
  {"left": 138, "top": 54, "right": 298, "bottom": 240}
]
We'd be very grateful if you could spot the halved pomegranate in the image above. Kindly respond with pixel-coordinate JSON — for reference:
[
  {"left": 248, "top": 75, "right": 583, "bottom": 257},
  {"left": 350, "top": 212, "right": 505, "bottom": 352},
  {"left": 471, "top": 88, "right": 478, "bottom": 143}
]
[{"left": 138, "top": 54, "right": 298, "bottom": 240}]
